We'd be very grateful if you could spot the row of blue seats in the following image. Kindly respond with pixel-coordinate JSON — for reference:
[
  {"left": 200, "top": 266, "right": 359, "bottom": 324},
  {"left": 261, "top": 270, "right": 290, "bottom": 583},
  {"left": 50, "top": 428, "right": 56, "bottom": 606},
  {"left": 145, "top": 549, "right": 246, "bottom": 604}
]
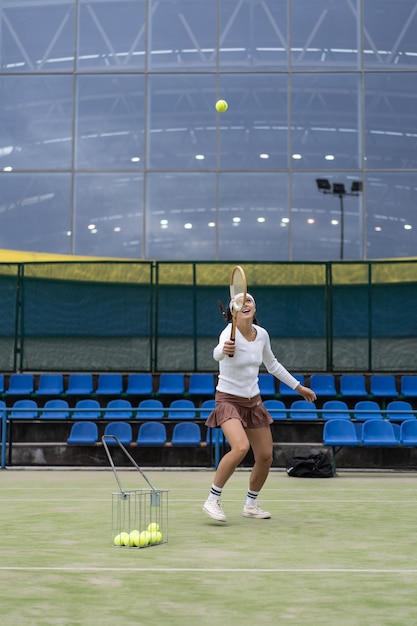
[
  {"left": 0, "top": 373, "right": 214, "bottom": 397},
  {"left": 277, "top": 374, "right": 417, "bottom": 398},
  {"left": 68, "top": 420, "right": 209, "bottom": 447},
  {"left": 3, "top": 398, "right": 416, "bottom": 422},
  {"left": 2, "top": 372, "right": 417, "bottom": 399},
  {"left": 324, "top": 418, "right": 417, "bottom": 448},
  {"left": 70, "top": 416, "right": 417, "bottom": 450},
  {"left": 1, "top": 398, "right": 215, "bottom": 420}
]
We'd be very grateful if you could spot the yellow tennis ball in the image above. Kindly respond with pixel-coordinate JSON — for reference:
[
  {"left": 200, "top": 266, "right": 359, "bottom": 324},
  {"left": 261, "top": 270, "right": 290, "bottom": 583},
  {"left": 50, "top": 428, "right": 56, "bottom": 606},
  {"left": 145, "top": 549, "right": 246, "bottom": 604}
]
[
  {"left": 149, "top": 531, "right": 163, "bottom": 545},
  {"left": 215, "top": 99, "right": 228, "bottom": 112},
  {"left": 120, "top": 531, "right": 130, "bottom": 546},
  {"left": 139, "top": 530, "right": 151, "bottom": 547},
  {"left": 129, "top": 530, "right": 140, "bottom": 547},
  {"left": 147, "top": 522, "right": 160, "bottom": 533},
  {"left": 114, "top": 531, "right": 129, "bottom": 546}
]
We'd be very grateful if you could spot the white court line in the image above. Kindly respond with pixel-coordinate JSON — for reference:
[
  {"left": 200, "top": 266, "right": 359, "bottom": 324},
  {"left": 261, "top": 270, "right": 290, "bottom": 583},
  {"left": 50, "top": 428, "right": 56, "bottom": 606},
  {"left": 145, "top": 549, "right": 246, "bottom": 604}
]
[
  {"left": 1, "top": 496, "right": 417, "bottom": 503},
  {"left": 0, "top": 566, "right": 417, "bottom": 574}
]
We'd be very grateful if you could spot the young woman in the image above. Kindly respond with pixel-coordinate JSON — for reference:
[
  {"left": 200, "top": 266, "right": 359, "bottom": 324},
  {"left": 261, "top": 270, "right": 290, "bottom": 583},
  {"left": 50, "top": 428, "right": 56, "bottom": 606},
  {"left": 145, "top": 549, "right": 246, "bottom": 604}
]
[{"left": 203, "top": 292, "right": 316, "bottom": 523}]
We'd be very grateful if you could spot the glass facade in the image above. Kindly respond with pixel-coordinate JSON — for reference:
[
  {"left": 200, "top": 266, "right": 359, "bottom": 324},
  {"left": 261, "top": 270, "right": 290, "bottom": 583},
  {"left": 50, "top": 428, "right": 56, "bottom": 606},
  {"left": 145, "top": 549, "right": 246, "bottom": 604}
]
[{"left": 0, "top": 0, "right": 416, "bottom": 261}]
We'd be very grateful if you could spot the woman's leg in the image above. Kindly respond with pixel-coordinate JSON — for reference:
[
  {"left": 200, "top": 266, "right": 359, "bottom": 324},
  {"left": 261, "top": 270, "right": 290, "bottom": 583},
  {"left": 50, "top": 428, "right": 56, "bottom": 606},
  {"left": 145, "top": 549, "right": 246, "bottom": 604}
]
[
  {"left": 212, "top": 418, "right": 250, "bottom": 488},
  {"left": 245, "top": 426, "right": 273, "bottom": 492}
]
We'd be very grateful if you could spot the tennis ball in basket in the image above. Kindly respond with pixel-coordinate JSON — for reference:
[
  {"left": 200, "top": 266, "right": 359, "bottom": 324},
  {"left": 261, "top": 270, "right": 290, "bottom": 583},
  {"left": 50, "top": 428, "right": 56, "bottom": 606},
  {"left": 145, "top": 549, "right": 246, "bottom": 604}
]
[
  {"left": 129, "top": 530, "right": 140, "bottom": 547},
  {"left": 139, "top": 530, "right": 151, "bottom": 547},
  {"left": 149, "top": 531, "right": 163, "bottom": 544},
  {"left": 114, "top": 531, "right": 129, "bottom": 546},
  {"left": 215, "top": 99, "right": 228, "bottom": 112},
  {"left": 147, "top": 522, "right": 160, "bottom": 533}
]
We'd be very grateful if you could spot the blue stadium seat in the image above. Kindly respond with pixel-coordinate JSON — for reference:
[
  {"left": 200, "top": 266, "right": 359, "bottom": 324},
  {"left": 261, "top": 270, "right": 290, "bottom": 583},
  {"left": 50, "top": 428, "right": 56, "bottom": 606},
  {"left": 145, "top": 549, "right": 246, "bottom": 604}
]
[
  {"left": 289, "top": 399, "right": 318, "bottom": 420},
  {"left": 258, "top": 374, "right": 276, "bottom": 397},
  {"left": 187, "top": 373, "right": 215, "bottom": 396},
  {"left": 6, "top": 374, "right": 34, "bottom": 396},
  {"left": 39, "top": 399, "right": 70, "bottom": 420},
  {"left": 206, "top": 427, "right": 225, "bottom": 445},
  {"left": 136, "top": 399, "right": 164, "bottom": 419},
  {"left": 340, "top": 375, "right": 368, "bottom": 398},
  {"left": 136, "top": 421, "right": 167, "bottom": 446},
  {"left": 400, "top": 420, "right": 417, "bottom": 446},
  {"left": 370, "top": 375, "right": 398, "bottom": 398},
  {"left": 386, "top": 400, "right": 414, "bottom": 422},
  {"left": 0, "top": 374, "right": 4, "bottom": 394},
  {"left": 400, "top": 375, "right": 417, "bottom": 398},
  {"left": 103, "top": 399, "right": 133, "bottom": 420},
  {"left": 168, "top": 399, "right": 196, "bottom": 419},
  {"left": 157, "top": 373, "right": 185, "bottom": 396},
  {"left": 353, "top": 400, "right": 383, "bottom": 421},
  {"left": 199, "top": 399, "right": 215, "bottom": 420},
  {"left": 309, "top": 374, "right": 337, "bottom": 397},
  {"left": 95, "top": 373, "right": 123, "bottom": 396},
  {"left": 65, "top": 374, "right": 94, "bottom": 396},
  {"left": 125, "top": 373, "right": 153, "bottom": 396},
  {"left": 362, "top": 420, "right": 398, "bottom": 446},
  {"left": 35, "top": 374, "right": 64, "bottom": 396},
  {"left": 103, "top": 422, "right": 133, "bottom": 446},
  {"left": 264, "top": 399, "right": 287, "bottom": 420},
  {"left": 72, "top": 399, "right": 101, "bottom": 420},
  {"left": 67, "top": 421, "right": 98, "bottom": 445},
  {"left": 170, "top": 422, "right": 201, "bottom": 446},
  {"left": 0, "top": 399, "right": 5, "bottom": 418},
  {"left": 10, "top": 399, "right": 38, "bottom": 419},
  {"left": 321, "top": 400, "right": 351, "bottom": 420},
  {"left": 323, "top": 419, "right": 359, "bottom": 447},
  {"left": 279, "top": 375, "right": 304, "bottom": 396}
]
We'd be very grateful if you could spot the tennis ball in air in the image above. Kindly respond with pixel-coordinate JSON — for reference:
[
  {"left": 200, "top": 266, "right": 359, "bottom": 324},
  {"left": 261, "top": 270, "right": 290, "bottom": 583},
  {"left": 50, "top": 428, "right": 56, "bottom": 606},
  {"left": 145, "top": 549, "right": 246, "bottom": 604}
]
[
  {"left": 149, "top": 531, "right": 163, "bottom": 545},
  {"left": 147, "top": 522, "right": 160, "bottom": 533},
  {"left": 215, "top": 99, "right": 228, "bottom": 112},
  {"left": 139, "top": 530, "right": 151, "bottom": 547},
  {"left": 129, "top": 530, "right": 140, "bottom": 547}
]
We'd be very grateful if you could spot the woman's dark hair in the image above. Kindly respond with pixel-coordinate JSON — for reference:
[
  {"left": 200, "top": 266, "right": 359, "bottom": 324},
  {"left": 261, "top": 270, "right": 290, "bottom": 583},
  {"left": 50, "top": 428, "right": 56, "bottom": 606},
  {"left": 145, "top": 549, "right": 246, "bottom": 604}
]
[{"left": 217, "top": 300, "right": 259, "bottom": 325}]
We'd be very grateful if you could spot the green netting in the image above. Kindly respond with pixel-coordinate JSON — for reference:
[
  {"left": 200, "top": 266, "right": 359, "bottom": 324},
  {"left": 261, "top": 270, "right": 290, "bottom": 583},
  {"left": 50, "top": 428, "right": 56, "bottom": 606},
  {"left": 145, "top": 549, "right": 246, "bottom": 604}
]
[{"left": 0, "top": 260, "right": 415, "bottom": 372}]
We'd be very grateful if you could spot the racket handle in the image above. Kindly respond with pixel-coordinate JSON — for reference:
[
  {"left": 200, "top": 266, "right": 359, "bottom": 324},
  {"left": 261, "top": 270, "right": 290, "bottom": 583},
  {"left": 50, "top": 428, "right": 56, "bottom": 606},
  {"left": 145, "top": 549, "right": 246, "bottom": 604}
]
[{"left": 229, "top": 316, "right": 237, "bottom": 357}]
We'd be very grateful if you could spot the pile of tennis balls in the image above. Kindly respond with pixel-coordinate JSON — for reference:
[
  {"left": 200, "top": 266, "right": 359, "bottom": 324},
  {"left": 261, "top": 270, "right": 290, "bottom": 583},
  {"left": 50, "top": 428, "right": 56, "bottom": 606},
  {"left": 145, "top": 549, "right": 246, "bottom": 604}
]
[{"left": 113, "top": 522, "right": 162, "bottom": 548}]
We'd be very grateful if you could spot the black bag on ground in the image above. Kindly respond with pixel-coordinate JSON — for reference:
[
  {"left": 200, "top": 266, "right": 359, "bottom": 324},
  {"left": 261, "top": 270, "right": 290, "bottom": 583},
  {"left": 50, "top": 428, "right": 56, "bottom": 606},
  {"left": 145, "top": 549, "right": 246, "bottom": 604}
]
[{"left": 286, "top": 453, "right": 333, "bottom": 478}]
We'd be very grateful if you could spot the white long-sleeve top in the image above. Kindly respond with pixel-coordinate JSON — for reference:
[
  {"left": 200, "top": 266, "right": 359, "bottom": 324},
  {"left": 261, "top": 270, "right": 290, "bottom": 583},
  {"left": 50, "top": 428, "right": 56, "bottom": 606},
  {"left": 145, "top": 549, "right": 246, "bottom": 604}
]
[{"left": 213, "top": 323, "right": 300, "bottom": 399}]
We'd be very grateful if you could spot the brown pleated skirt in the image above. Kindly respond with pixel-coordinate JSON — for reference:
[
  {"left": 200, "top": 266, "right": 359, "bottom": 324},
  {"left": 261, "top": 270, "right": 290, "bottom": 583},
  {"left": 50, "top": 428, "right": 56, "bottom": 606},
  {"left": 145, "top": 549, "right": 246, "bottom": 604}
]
[{"left": 205, "top": 391, "right": 273, "bottom": 429}]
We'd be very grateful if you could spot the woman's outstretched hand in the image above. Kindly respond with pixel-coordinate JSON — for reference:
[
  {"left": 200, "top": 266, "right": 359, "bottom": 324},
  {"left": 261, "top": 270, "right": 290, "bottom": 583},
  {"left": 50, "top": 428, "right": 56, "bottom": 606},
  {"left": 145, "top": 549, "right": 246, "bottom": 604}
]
[{"left": 296, "top": 384, "right": 317, "bottom": 402}]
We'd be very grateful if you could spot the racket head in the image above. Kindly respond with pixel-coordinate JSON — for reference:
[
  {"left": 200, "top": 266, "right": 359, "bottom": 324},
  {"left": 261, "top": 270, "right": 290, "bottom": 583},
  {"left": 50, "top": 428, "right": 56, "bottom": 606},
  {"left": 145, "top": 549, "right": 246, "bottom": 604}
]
[{"left": 229, "top": 265, "right": 247, "bottom": 313}]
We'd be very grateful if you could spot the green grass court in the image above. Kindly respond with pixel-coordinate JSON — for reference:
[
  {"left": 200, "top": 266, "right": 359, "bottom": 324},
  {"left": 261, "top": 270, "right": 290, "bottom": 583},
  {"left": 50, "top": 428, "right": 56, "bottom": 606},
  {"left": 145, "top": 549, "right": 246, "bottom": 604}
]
[{"left": 1, "top": 468, "right": 417, "bottom": 625}]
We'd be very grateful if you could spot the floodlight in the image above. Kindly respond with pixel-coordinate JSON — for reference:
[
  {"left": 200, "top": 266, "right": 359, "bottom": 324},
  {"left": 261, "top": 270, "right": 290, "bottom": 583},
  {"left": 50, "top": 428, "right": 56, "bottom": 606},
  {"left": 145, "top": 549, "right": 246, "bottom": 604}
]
[
  {"left": 316, "top": 178, "right": 331, "bottom": 191},
  {"left": 332, "top": 183, "right": 346, "bottom": 195}
]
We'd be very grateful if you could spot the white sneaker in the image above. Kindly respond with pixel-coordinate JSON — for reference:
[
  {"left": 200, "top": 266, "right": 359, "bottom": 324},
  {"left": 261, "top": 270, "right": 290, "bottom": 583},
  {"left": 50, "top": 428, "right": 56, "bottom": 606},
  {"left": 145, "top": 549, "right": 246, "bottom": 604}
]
[
  {"left": 242, "top": 503, "right": 271, "bottom": 519},
  {"left": 203, "top": 498, "right": 227, "bottom": 522}
]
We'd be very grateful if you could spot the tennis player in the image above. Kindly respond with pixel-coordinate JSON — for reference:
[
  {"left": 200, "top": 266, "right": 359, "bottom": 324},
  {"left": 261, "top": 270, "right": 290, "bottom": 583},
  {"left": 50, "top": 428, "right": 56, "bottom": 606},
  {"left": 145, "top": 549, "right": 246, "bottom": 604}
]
[{"left": 203, "top": 292, "right": 316, "bottom": 523}]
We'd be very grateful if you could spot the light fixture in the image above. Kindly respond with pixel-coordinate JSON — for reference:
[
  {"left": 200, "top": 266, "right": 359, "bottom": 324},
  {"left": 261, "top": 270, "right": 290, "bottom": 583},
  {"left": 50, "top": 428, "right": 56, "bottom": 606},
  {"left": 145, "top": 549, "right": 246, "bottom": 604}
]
[
  {"left": 315, "top": 178, "right": 363, "bottom": 260},
  {"left": 316, "top": 178, "right": 331, "bottom": 191},
  {"left": 333, "top": 183, "right": 346, "bottom": 195}
]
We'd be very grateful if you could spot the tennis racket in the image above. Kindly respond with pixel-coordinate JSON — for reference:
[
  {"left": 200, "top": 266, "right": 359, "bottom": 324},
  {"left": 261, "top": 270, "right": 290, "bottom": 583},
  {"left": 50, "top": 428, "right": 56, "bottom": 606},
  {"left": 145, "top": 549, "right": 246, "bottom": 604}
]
[{"left": 229, "top": 265, "right": 247, "bottom": 356}]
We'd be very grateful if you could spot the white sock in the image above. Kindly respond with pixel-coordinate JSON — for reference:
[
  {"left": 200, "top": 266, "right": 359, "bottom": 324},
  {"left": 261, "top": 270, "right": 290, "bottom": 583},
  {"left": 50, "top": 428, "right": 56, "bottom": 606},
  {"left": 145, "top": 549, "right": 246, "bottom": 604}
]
[
  {"left": 207, "top": 483, "right": 222, "bottom": 501},
  {"left": 245, "top": 489, "right": 260, "bottom": 508}
]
